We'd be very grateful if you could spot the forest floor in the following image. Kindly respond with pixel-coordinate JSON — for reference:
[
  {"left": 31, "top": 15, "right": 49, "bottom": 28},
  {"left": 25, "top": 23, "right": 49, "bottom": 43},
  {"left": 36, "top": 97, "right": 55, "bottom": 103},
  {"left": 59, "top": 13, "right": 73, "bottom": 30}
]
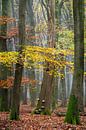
[{"left": 0, "top": 105, "right": 86, "bottom": 130}]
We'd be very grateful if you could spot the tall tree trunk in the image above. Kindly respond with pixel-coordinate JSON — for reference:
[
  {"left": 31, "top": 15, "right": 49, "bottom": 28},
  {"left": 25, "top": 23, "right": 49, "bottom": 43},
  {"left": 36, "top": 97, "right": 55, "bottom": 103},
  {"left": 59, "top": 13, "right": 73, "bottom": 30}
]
[
  {"left": 60, "top": 69, "right": 66, "bottom": 107},
  {"left": 26, "top": 0, "right": 37, "bottom": 107},
  {"left": 22, "top": 85, "right": 27, "bottom": 105},
  {"left": 10, "top": 0, "right": 26, "bottom": 120},
  {"left": 65, "top": 0, "right": 84, "bottom": 124},
  {"left": 85, "top": 77, "right": 86, "bottom": 106},
  {"left": 52, "top": 77, "right": 58, "bottom": 110},
  {"left": 35, "top": 0, "right": 56, "bottom": 115},
  {"left": 0, "top": 0, "right": 10, "bottom": 111},
  {"left": 28, "top": 69, "right": 36, "bottom": 107}
]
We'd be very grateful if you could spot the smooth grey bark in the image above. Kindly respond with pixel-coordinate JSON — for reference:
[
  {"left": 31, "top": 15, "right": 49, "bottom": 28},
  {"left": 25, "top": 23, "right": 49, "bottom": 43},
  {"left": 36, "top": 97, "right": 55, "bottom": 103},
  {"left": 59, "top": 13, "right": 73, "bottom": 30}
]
[
  {"left": 60, "top": 70, "right": 66, "bottom": 107},
  {"left": 35, "top": 0, "right": 56, "bottom": 114},
  {"left": 65, "top": 0, "right": 84, "bottom": 124},
  {"left": 22, "top": 85, "right": 27, "bottom": 104},
  {"left": 26, "top": 0, "right": 37, "bottom": 107},
  {"left": 52, "top": 77, "right": 58, "bottom": 110},
  {"left": 0, "top": 0, "right": 10, "bottom": 111},
  {"left": 10, "top": 0, "right": 26, "bottom": 120},
  {"left": 71, "top": 0, "right": 84, "bottom": 112}
]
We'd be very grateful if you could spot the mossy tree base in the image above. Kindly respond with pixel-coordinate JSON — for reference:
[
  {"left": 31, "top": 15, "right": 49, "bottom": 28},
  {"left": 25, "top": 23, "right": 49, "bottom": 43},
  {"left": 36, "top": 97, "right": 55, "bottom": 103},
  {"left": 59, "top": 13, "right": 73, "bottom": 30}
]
[
  {"left": 65, "top": 95, "right": 80, "bottom": 125},
  {"left": 10, "top": 108, "right": 19, "bottom": 120},
  {"left": 33, "top": 107, "right": 51, "bottom": 115},
  {"left": 0, "top": 89, "right": 9, "bottom": 112}
]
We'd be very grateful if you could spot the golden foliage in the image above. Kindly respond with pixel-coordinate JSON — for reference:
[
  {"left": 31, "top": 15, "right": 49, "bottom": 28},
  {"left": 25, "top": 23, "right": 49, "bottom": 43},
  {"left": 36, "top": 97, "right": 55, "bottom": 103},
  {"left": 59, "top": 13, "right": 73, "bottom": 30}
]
[
  {"left": 0, "top": 76, "right": 36, "bottom": 88},
  {"left": 0, "top": 46, "right": 73, "bottom": 72},
  {"left": 0, "top": 16, "right": 15, "bottom": 25}
]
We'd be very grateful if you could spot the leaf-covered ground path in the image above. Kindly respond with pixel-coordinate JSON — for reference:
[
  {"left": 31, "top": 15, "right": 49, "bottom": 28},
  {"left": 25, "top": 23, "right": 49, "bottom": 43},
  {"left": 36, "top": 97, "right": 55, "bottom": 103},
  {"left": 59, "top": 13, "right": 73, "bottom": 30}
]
[{"left": 0, "top": 105, "right": 86, "bottom": 130}]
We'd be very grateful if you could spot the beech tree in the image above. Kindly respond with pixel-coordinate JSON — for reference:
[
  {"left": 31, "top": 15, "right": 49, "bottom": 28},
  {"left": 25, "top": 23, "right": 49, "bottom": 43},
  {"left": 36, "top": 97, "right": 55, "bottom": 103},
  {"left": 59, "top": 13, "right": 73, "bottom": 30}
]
[
  {"left": 10, "top": 0, "right": 26, "bottom": 120},
  {"left": 26, "top": 0, "right": 37, "bottom": 107},
  {"left": 65, "top": 0, "right": 84, "bottom": 124},
  {"left": 35, "top": 0, "right": 56, "bottom": 115},
  {"left": 0, "top": 0, "right": 10, "bottom": 111}
]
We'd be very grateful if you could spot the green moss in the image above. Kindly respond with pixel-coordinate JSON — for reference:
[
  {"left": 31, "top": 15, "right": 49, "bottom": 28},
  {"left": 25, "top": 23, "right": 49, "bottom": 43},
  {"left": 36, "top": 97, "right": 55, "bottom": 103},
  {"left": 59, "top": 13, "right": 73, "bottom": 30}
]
[
  {"left": 10, "top": 108, "right": 19, "bottom": 120},
  {"left": 6, "top": 128, "right": 10, "bottom": 130},
  {"left": 41, "top": 108, "right": 51, "bottom": 115},
  {"left": 65, "top": 95, "right": 80, "bottom": 125},
  {"left": 52, "top": 99, "right": 57, "bottom": 110},
  {"left": 32, "top": 108, "right": 41, "bottom": 114},
  {"left": 33, "top": 107, "right": 51, "bottom": 115},
  {"left": 0, "top": 97, "right": 9, "bottom": 112}
]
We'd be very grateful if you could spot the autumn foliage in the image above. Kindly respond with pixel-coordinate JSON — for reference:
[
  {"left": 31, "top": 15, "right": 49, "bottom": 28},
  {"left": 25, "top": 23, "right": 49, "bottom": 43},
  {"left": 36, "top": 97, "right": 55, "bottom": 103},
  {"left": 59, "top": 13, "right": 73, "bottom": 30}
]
[
  {"left": 0, "top": 76, "right": 36, "bottom": 88},
  {"left": 0, "top": 16, "right": 15, "bottom": 25}
]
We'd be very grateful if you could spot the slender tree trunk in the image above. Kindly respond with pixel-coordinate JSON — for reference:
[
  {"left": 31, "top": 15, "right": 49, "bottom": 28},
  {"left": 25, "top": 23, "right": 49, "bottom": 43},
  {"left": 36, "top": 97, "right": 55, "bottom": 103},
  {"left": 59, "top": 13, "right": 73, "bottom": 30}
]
[
  {"left": 35, "top": 0, "right": 56, "bottom": 115},
  {"left": 84, "top": 58, "right": 86, "bottom": 106},
  {"left": 52, "top": 77, "right": 58, "bottom": 110},
  {"left": 65, "top": 0, "right": 84, "bottom": 124},
  {"left": 58, "top": 0, "right": 64, "bottom": 26},
  {"left": 10, "top": 0, "right": 26, "bottom": 120},
  {"left": 22, "top": 85, "right": 27, "bottom": 105},
  {"left": 26, "top": 0, "right": 37, "bottom": 107},
  {"left": 60, "top": 69, "right": 66, "bottom": 107},
  {"left": 85, "top": 77, "right": 86, "bottom": 106},
  {"left": 0, "top": 0, "right": 10, "bottom": 111}
]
